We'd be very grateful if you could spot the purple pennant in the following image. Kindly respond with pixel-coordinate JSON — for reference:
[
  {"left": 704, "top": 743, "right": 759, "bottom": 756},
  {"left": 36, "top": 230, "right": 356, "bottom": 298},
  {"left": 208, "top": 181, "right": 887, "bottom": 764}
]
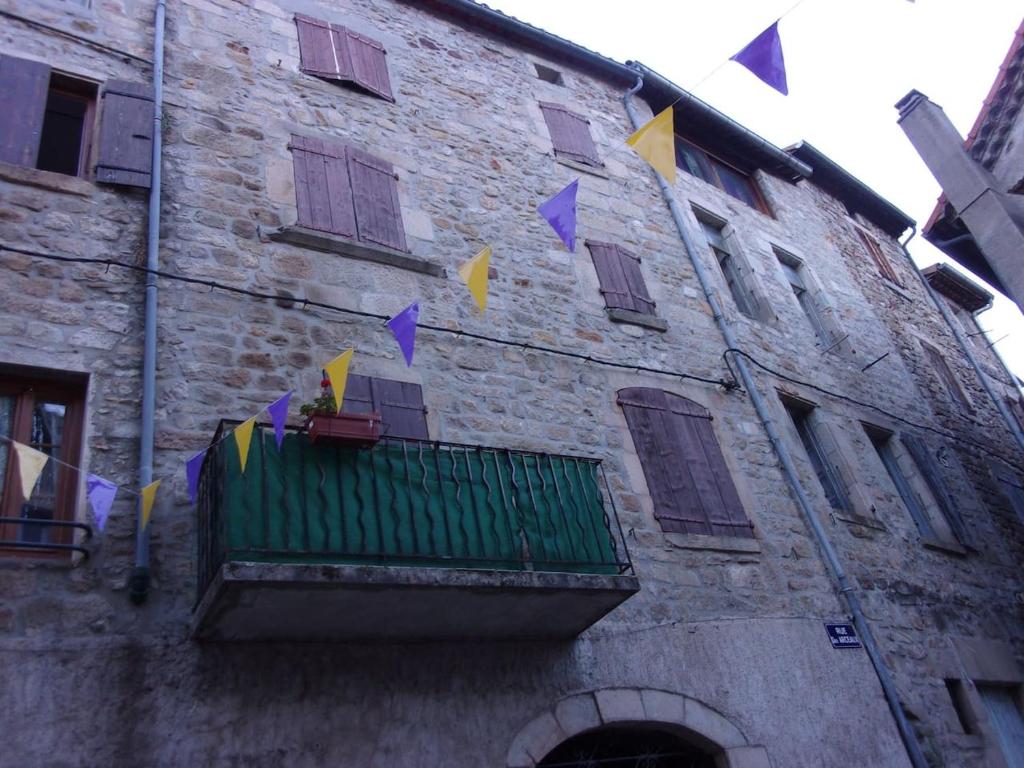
[
  {"left": 185, "top": 450, "right": 207, "bottom": 505},
  {"left": 386, "top": 302, "right": 420, "bottom": 367},
  {"left": 538, "top": 179, "right": 579, "bottom": 252},
  {"left": 86, "top": 474, "right": 117, "bottom": 532},
  {"left": 267, "top": 391, "right": 292, "bottom": 450},
  {"left": 730, "top": 21, "right": 788, "bottom": 96}
]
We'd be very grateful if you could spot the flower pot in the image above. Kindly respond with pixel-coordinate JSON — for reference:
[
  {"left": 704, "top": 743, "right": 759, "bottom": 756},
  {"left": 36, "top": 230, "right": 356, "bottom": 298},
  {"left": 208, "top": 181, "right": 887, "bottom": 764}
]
[{"left": 306, "top": 412, "right": 382, "bottom": 448}]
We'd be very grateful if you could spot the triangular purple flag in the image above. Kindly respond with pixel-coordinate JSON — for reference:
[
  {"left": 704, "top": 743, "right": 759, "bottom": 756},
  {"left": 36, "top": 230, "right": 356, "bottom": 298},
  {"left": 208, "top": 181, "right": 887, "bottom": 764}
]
[
  {"left": 386, "top": 302, "right": 420, "bottom": 367},
  {"left": 538, "top": 179, "right": 578, "bottom": 252},
  {"left": 186, "top": 450, "right": 207, "bottom": 505},
  {"left": 730, "top": 21, "right": 788, "bottom": 96},
  {"left": 86, "top": 474, "right": 117, "bottom": 532},
  {"left": 267, "top": 391, "right": 292, "bottom": 450}
]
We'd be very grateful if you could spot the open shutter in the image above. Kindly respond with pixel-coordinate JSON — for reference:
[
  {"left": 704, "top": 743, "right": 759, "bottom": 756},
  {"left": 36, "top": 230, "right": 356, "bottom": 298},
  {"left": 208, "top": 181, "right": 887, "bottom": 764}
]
[
  {"left": 95, "top": 80, "right": 154, "bottom": 188},
  {"left": 339, "top": 373, "right": 374, "bottom": 414},
  {"left": 372, "top": 378, "right": 428, "bottom": 440},
  {"left": 538, "top": 102, "right": 602, "bottom": 167},
  {"left": 0, "top": 54, "right": 50, "bottom": 168},
  {"left": 586, "top": 240, "right": 633, "bottom": 311},
  {"left": 902, "top": 434, "right": 972, "bottom": 547},
  {"left": 289, "top": 135, "right": 357, "bottom": 237},
  {"left": 339, "top": 29, "right": 394, "bottom": 101},
  {"left": 295, "top": 14, "right": 341, "bottom": 78},
  {"left": 616, "top": 246, "right": 657, "bottom": 316},
  {"left": 346, "top": 146, "right": 407, "bottom": 252},
  {"left": 856, "top": 229, "right": 902, "bottom": 286},
  {"left": 689, "top": 416, "right": 754, "bottom": 537}
]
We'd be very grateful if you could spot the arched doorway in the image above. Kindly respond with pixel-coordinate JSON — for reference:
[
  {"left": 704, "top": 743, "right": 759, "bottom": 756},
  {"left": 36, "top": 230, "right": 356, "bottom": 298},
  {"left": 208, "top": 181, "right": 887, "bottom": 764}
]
[{"left": 537, "top": 725, "right": 717, "bottom": 768}]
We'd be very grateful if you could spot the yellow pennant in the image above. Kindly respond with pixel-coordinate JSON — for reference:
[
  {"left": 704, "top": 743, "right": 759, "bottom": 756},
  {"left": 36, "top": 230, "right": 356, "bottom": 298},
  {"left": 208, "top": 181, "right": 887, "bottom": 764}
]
[
  {"left": 234, "top": 416, "right": 256, "bottom": 473},
  {"left": 324, "top": 348, "right": 354, "bottom": 415},
  {"left": 11, "top": 441, "right": 48, "bottom": 500},
  {"left": 458, "top": 246, "right": 491, "bottom": 312},
  {"left": 140, "top": 480, "right": 161, "bottom": 531},
  {"left": 626, "top": 106, "right": 676, "bottom": 184}
]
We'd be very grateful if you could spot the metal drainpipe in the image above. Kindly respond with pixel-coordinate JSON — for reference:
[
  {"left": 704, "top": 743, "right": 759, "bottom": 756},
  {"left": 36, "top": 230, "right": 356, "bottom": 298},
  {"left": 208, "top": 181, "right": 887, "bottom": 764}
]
[
  {"left": 621, "top": 75, "right": 930, "bottom": 768},
  {"left": 130, "top": 0, "right": 166, "bottom": 605},
  {"left": 897, "top": 226, "right": 1024, "bottom": 455}
]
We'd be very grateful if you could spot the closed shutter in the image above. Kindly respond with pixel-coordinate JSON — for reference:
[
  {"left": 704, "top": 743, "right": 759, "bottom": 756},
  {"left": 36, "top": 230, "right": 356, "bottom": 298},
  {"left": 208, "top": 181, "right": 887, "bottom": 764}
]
[
  {"left": 617, "top": 246, "right": 656, "bottom": 316},
  {"left": 0, "top": 54, "right": 50, "bottom": 167},
  {"left": 94, "top": 80, "right": 154, "bottom": 188},
  {"left": 586, "top": 240, "right": 634, "bottom": 311},
  {"left": 346, "top": 146, "right": 407, "bottom": 252},
  {"left": 340, "top": 373, "right": 374, "bottom": 414},
  {"left": 289, "top": 135, "right": 357, "bottom": 237},
  {"left": 295, "top": 15, "right": 393, "bottom": 101},
  {"left": 340, "top": 29, "right": 393, "bottom": 101},
  {"left": 856, "top": 229, "right": 902, "bottom": 286},
  {"left": 539, "top": 102, "right": 602, "bottom": 167},
  {"left": 618, "top": 387, "right": 753, "bottom": 538},
  {"left": 902, "top": 434, "right": 971, "bottom": 546},
  {"left": 343, "top": 374, "right": 427, "bottom": 440}
]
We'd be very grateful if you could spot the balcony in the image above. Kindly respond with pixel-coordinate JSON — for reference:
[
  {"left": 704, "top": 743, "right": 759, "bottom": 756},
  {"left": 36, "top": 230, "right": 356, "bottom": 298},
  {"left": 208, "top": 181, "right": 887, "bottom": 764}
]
[{"left": 192, "top": 421, "right": 639, "bottom": 641}]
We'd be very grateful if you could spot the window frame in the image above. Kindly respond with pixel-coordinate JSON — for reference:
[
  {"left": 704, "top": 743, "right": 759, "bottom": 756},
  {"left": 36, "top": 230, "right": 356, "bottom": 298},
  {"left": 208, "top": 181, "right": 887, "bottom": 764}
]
[
  {"left": 36, "top": 75, "right": 96, "bottom": 178},
  {"left": 921, "top": 341, "right": 973, "bottom": 414},
  {"left": 782, "top": 398, "right": 853, "bottom": 513},
  {"left": 774, "top": 249, "right": 834, "bottom": 346},
  {"left": 864, "top": 424, "right": 938, "bottom": 539},
  {"left": 538, "top": 101, "right": 603, "bottom": 169},
  {"left": 854, "top": 226, "right": 904, "bottom": 287},
  {"left": 696, "top": 214, "right": 761, "bottom": 320},
  {"left": 674, "top": 135, "right": 771, "bottom": 214}
]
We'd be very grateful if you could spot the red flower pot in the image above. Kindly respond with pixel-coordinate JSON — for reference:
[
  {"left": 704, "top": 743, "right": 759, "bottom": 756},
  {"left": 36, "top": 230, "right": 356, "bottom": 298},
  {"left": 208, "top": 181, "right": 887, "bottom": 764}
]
[{"left": 306, "top": 412, "right": 383, "bottom": 448}]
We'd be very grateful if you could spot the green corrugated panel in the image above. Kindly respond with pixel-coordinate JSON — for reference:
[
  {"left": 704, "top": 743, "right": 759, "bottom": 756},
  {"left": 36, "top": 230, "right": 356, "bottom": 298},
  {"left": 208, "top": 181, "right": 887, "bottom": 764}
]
[{"left": 218, "top": 429, "right": 619, "bottom": 574}]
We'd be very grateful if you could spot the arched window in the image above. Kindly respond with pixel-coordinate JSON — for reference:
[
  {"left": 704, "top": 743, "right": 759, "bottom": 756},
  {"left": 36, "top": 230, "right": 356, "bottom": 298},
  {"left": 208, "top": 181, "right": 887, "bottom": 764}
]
[
  {"left": 538, "top": 726, "right": 717, "bottom": 768},
  {"left": 617, "top": 388, "right": 753, "bottom": 538}
]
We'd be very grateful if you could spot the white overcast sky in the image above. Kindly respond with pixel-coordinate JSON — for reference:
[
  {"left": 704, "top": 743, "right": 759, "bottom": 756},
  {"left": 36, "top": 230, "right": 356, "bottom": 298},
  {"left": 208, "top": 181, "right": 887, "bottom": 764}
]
[{"left": 488, "top": 0, "right": 1024, "bottom": 380}]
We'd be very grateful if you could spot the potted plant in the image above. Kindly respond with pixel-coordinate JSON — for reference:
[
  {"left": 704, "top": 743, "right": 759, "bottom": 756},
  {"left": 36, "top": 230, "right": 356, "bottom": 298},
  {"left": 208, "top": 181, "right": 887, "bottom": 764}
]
[{"left": 300, "top": 375, "right": 382, "bottom": 448}]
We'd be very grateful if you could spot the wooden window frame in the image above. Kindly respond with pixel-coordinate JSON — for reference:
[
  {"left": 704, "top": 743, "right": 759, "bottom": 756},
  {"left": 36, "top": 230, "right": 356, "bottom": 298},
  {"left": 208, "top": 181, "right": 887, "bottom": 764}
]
[
  {"left": 0, "top": 369, "right": 87, "bottom": 558},
  {"left": 37, "top": 75, "right": 97, "bottom": 179},
  {"left": 674, "top": 135, "right": 771, "bottom": 214}
]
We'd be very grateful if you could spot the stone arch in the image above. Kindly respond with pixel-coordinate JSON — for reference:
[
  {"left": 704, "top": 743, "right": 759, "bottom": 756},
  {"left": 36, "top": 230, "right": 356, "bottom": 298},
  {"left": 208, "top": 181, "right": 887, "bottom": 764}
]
[{"left": 506, "top": 687, "right": 771, "bottom": 768}]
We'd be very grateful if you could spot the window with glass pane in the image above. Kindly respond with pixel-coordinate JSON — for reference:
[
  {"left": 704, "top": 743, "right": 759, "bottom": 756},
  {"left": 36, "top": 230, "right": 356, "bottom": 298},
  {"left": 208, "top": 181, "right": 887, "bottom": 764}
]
[
  {"left": 777, "top": 252, "right": 830, "bottom": 343},
  {"left": 0, "top": 368, "right": 86, "bottom": 554},
  {"left": 674, "top": 136, "right": 769, "bottom": 213},
  {"left": 784, "top": 401, "right": 851, "bottom": 512},
  {"left": 699, "top": 219, "right": 755, "bottom": 318},
  {"left": 865, "top": 426, "right": 936, "bottom": 538}
]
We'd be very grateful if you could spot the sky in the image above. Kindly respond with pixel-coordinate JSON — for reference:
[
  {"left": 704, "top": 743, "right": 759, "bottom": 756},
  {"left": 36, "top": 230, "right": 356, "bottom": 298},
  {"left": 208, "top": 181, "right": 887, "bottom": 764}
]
[{"left": 487, "top": 0, "right": 1024, "bottom": 380}]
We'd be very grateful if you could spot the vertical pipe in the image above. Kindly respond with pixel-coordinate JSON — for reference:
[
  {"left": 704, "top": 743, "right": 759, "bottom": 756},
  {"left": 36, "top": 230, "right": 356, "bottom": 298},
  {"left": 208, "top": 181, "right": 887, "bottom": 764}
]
[
  {"left": 130, "top": 0, "right": 166, "bottom": 605},
  {"left": 622, "top": 72, "right": 929, "bottom": 768}
]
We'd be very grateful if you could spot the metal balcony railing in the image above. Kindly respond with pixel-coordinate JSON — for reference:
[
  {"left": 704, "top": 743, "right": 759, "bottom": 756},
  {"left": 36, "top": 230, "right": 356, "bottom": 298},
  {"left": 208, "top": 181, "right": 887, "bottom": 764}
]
[{"left": 196, "top": 421, "right": 633, "bottom": 605}]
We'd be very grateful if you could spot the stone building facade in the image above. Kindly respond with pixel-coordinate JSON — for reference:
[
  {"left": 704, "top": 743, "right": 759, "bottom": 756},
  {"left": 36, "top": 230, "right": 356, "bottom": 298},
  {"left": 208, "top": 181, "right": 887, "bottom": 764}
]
[{"left": 1, "top": 0, "right": 1023, "bottom": 766}]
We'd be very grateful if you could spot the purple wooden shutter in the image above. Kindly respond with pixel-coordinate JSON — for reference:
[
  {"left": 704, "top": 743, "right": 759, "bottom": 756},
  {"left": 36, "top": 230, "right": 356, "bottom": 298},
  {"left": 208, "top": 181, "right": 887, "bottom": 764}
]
[
  {"left": 338, "top": 28, "right": 394, "bottom": 101},
  {"left": 95, "top": 80, "right": 154, "bottom": 188},
  {"left": 340, "top": 373, "right": 374, "bottom": 414},
  {"left": 289, "top": 135, "right": 357, "bottom": 237},
  {"left": 688, "top": 415, "right": 754, "bottom": 538},
  {"left": 856, "top": 229, "right": 902, "bottom": 286},
  {"left": 371, "top": 378, "right": 428, "bottom": 440},
  {"left": 0, "top": 54, "right": 50, "bottom": 168},
  {"left": 616, "top": 245, "right": 657, "bottom": 316},
  {"left": 538, "top": 102, "right": 602, "bottom": 167},
  {"left": 346, "top": 146, "right": 408, "bottom": 252},
  {"left": 586, "top": 240, "right": 634, "bottom": 311},
  {"left": 295, "top": 14, "right": 339, "bottom": 78}
]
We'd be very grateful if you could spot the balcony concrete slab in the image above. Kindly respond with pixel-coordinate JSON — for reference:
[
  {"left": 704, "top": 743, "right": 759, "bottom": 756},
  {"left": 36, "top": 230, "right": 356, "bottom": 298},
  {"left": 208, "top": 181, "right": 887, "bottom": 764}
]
[{"left": 192, "top": 561, "right": 640, "bottom": 642}]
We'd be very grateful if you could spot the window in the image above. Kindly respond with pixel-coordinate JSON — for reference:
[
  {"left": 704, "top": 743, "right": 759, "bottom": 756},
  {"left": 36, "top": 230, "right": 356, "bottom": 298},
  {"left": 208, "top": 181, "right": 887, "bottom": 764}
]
[
  {"left": 1007, "top": 395, "right": 1024, "bottom": 433},
  {"left": 993, "top": 465, "right": 1024, "bottom": 525},
  {"left": 289, "top": 135, "right": 408, "bottom": 252},
  {"left": 783, "top": 400, "right": 851, "bottom": 512},
  {"left": 865, "top": 425, "right": 937, "bottom": 538},
  {"left": 0, "top": 54, "right": 153, "bottom": 187},
  {"left": 343, "top": 374, "right": 427, "bottom": 441},
  {"left": 675, "top": 136, "right": 769, "bottom": 213},
  {"left": 538, "top": 102, "right": 602, "bottom": 168},
  {"left": 855, "top": 227, "right": 903, "bottom": 286},
  {"left": 697, "top": 216, "right": 759, "bottom": 319},
  {"left": 294, "top": 15, "right": 394, "bottom": 101},
  {"left": 900, "top": 433, "right": 971, "bottom": 546},
  {"left": 922, "top": 343, "right": 972, "bottom": 413},
  {"left": 775, "top": 249, "right": 833, "bottom": 345},
  {"left": 977, "top": 685, "right": 1024, "bottom": 767},
  {"left": 945, "top": 679, "right": 978, "bottom": 735},
  {"left": 0, "top": 366, "right": 87, "bottom": 554},
  {"left": 584, "top": 240, "right": 657, "bottom": 317},
  {"left": 534, "top": 63, "right": 564, "bottom": 86},
  {"left": 618, "top": 388, "right": 753, "bottom": 538}
]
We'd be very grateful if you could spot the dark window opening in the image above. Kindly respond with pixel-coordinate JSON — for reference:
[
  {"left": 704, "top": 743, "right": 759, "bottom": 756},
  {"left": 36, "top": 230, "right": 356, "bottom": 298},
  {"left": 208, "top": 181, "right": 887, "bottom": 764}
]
[
  {"left": 865, "top": 424, "right": 935, "bottom": 538},
  {"left": 538, "top": 726, "right": 716, "bottom": 768},
  {"left": 775, "top": 249, "right": 832, "bottom": 344},
  {"left": 37, "top": 84, "right": 93, "bottom": 177},
  {"left": 946, "top": 679, "right": 978, "bottom": 734},
  {"left": 534, "top": 62, "right": 564, "bottom": 85},
  {"left": 784, "top": 399, "right": 851, "bottom": 512},
  {"left": 698, "top": 217, "right": 756, "bottom": 319},
  {"left": 675, "top": 135, "right": 770, "bottom": 214}
]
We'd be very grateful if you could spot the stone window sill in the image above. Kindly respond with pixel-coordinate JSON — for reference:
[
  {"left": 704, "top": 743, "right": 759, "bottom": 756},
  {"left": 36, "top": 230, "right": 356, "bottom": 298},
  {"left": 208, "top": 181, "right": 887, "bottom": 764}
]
[
  {"left": 260, "top": 225, "right": 445, "bottom": 277},
  {"left": 922, "top": 536, "right": 968, "bottom": 557},
  {"left": 607, "top": 307, "right": 668, "bottom": 332},
  {"left": 664, "top": 532, "right": 761, "bottom": 555},
  {"left": 882, "top": 279, "right": 913, "bottom": 302},
  {"left": 555, "top": 155, "right": 608, "bottom": 179},
  {"left": 835, "top": 512, "right": 888, "bottom": 532},
  {"left": 0, "top": 162, "right": 93, "bottom": 197}
]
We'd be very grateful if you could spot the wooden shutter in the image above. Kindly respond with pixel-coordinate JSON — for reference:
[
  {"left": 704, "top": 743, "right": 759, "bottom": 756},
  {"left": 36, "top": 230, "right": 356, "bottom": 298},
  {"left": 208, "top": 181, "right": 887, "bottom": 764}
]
[
  {"left": 618, "top": 388, "right": 753, "bottom": 538},
  {"left": 289, "top": 135, "right": 357, "bottom": 237},
  {"left": 902, "top": 434, "right": 971, "bottom": 546},
  {"left": 295, "top": 15, "right": 393, "bottom": 101},
  {"left": 94, "top": 80, "right": 154, "bottom": 188},
  {"left": 0, "top": 54, "right": 50, "bottom": 168},
  {"left": 343, "top": 374, "right": 427, "bottom": 440},
  {"left": 538, "top": 102, "right": 602, "bottom": 167},
  {"left": 340, "top": 373, "right": 374, "bottom": 414},
  {"left": 346, "top": 146, "right": 408, "bottom": 252},
  {"left": 295, "top": 14, "right": 339, "bottom": 78},
  {"left": 587, "top": 240, "right": 634, "bottom": 311},
  {"left": 923, "top": 344, "right": 971, "bottom": 412},
  {"left": 856, "top": 229, "right": 902, "bottom": 286},
  {"left": 617, "top": 246, "right": 656, "bottom": 316}
]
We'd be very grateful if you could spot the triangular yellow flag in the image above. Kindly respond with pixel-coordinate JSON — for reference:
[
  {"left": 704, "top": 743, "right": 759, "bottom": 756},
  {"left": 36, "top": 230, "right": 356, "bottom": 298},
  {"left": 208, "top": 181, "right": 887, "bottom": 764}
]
[
  {"left": 324, "top": 349, "right": 354, "bottom": 415},
  {"left": 11, "top": 441, "right": 48, "bottom": 500},
  {"left": 233, "top": 416, "right": 256, "bottom": 473},
  {"left": 626, "top": 106, "right": 676, "bottom": 184},
  {"left": 458, "top": 246, "right": 491, "bottom": 312},
  {"left": 140, "top": 480, "right": 161, "bottom": 531}
]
